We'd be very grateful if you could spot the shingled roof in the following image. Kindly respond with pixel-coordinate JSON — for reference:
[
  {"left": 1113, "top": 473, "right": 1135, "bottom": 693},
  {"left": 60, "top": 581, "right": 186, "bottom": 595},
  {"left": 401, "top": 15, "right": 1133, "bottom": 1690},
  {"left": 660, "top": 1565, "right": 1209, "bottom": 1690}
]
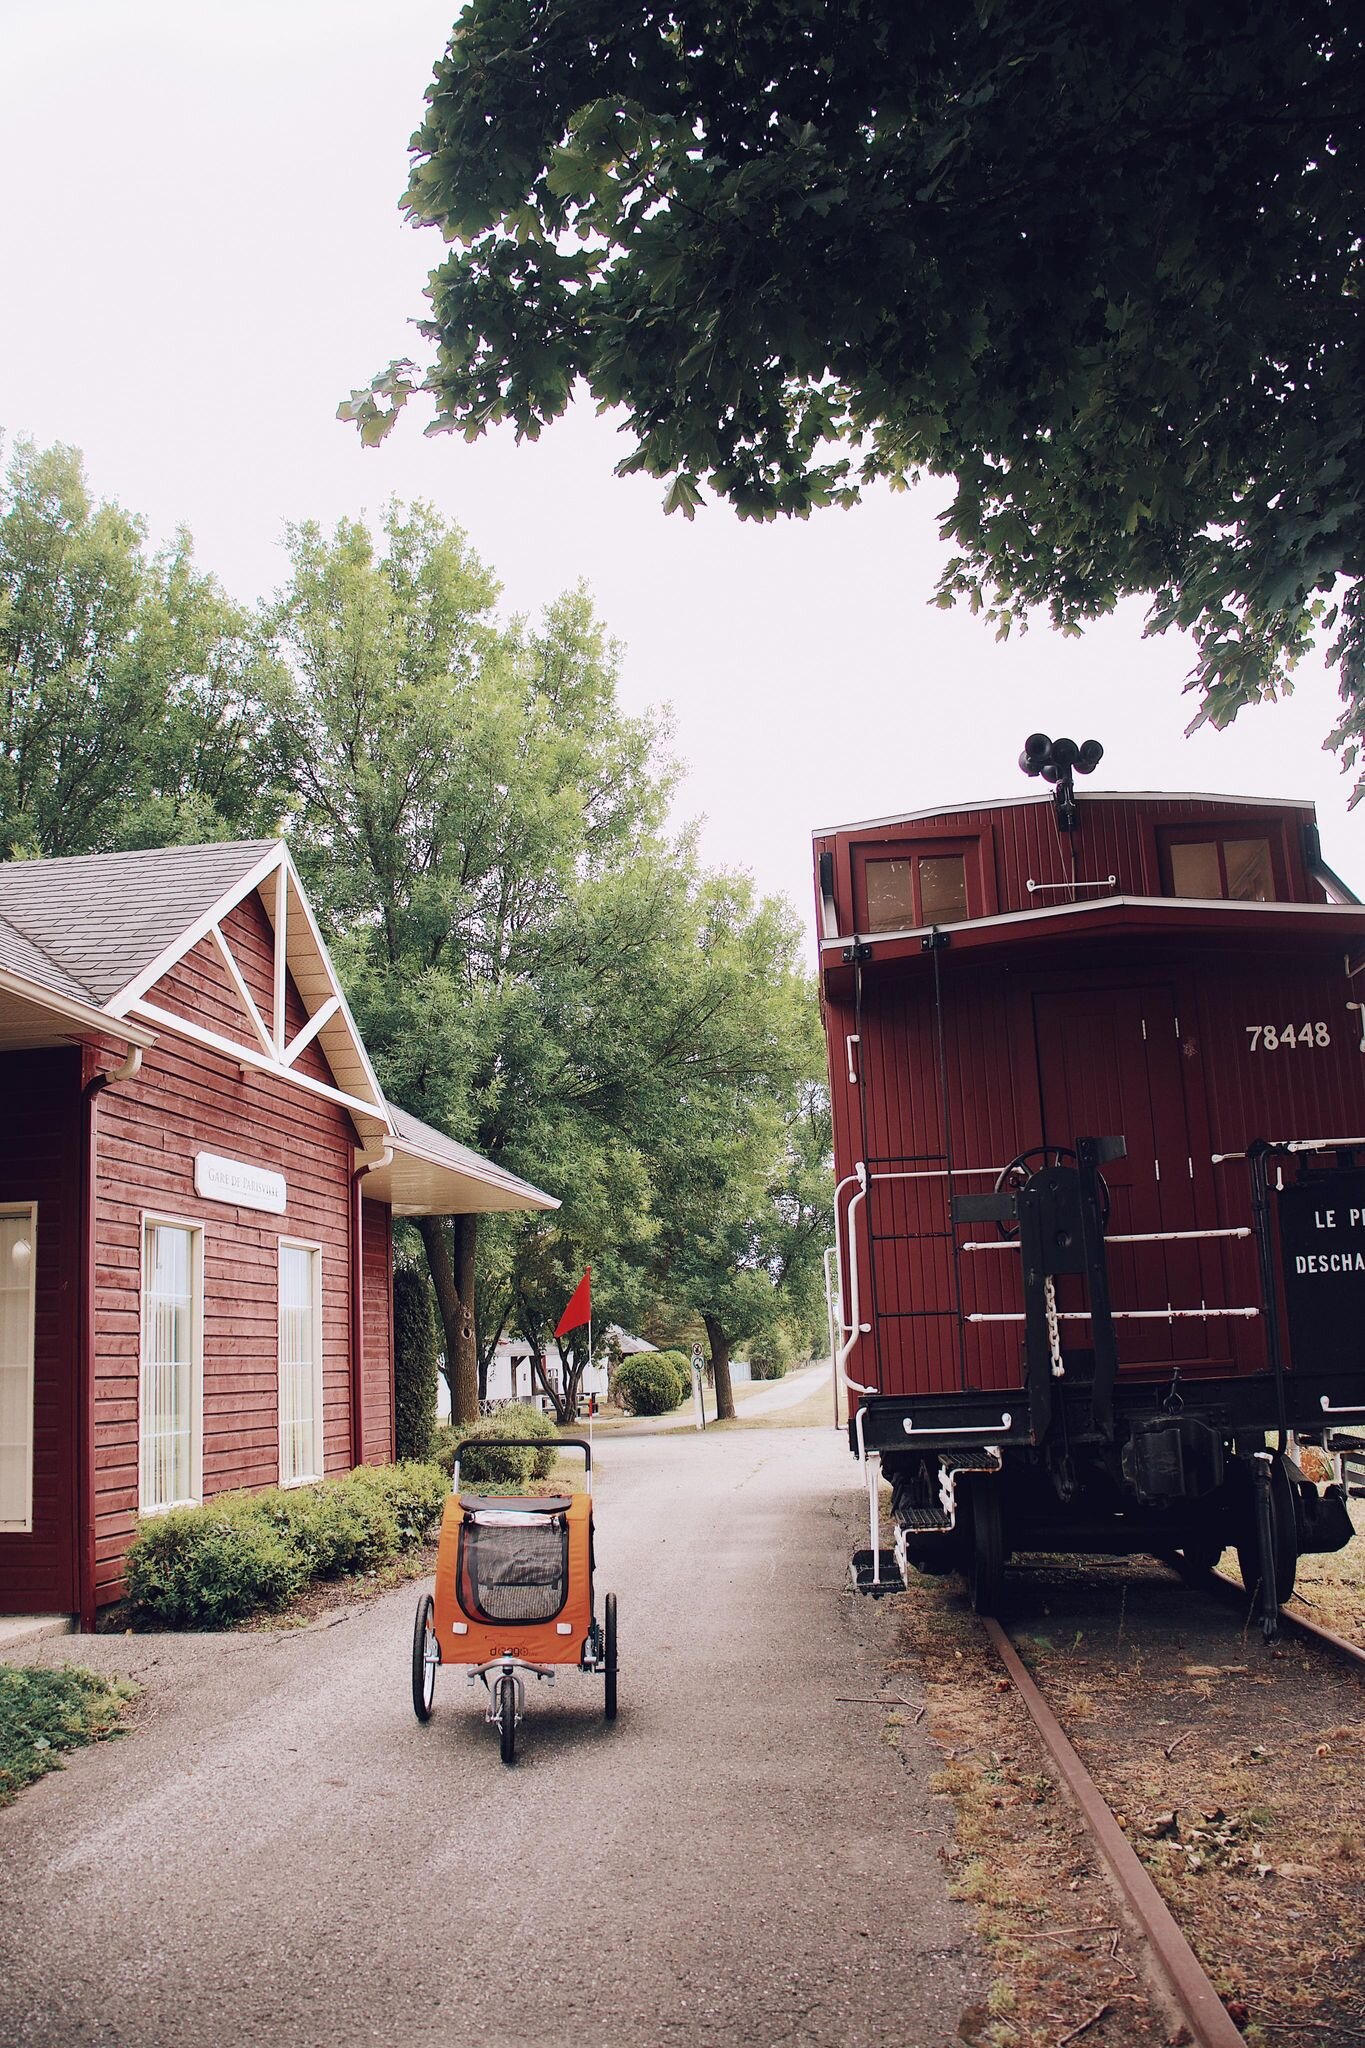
[
  {"left": 0, "top": 841, "right": 277, "bottom": 1005},
  {"left": 0, "top": 840, "right": 559, "bottom": 1216}
]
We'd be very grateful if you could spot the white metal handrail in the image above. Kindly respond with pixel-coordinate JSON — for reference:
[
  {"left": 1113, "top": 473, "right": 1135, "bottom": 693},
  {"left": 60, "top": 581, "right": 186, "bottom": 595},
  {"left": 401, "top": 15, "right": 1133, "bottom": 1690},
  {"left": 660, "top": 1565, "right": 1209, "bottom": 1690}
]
[
  {"left": 967, "top": 1306, "right": 1259, "bottom": 1323},
  {"left": 1213, "top": 1136, "right": 1365, "bottom": 1164},
  {"left": 961, "top": 1226, "right": 1252, "bottom": 1252},
  {"left": 836, "top": 1165, "right": 877, "bottom": 1394}
]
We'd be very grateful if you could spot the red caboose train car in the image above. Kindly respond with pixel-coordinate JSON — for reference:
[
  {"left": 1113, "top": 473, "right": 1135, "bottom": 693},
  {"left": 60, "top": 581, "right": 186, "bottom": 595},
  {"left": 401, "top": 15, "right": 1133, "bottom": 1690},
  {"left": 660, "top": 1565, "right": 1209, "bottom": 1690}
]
[{"left": 815, "top": 740, "right": 1365, "bottom": 1625}]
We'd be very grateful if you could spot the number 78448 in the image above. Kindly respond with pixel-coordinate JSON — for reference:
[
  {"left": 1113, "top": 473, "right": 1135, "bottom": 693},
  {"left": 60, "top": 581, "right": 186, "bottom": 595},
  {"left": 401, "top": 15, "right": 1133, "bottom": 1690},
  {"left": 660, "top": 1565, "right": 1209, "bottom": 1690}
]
[{"left": 1245, "top": 1022, "right": 1331, "bottom": 1051}]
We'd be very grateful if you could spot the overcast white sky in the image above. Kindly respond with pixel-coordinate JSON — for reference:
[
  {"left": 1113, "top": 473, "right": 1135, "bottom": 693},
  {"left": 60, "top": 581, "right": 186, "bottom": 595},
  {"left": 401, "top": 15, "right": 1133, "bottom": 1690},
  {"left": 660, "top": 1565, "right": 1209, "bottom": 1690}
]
[{"left": 1, "top": 0, "right": 1360, "bottom": 937}]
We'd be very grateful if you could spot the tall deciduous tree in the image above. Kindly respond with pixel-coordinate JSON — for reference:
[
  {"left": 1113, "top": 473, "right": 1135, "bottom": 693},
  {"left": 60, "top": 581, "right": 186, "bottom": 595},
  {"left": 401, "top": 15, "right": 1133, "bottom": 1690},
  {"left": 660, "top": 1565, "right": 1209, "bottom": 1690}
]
[
  {"left": 263, "top": 502, "right": 678, "bottom": 1421},
  {"left": 0, "top": 438, "right": 279, "bottom": 855},
  {"left": 348, "top": 1, "right": 1365, "bottom": 794}
]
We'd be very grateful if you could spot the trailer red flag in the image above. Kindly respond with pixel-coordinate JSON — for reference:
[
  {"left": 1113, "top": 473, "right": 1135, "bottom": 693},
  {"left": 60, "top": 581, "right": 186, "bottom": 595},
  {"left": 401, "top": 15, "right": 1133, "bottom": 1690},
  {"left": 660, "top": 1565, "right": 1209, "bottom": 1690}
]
[{"left": 555, "top": 1270, "right": 591, "bottom": 1337}]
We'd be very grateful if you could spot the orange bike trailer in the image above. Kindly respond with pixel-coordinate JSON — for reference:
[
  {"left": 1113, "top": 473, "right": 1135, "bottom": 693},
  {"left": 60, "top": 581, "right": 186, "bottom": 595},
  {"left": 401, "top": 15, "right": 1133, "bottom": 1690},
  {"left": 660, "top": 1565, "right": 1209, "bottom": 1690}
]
[{"left": 411, "top": 1435, "right": 617, "bottom": 1764}]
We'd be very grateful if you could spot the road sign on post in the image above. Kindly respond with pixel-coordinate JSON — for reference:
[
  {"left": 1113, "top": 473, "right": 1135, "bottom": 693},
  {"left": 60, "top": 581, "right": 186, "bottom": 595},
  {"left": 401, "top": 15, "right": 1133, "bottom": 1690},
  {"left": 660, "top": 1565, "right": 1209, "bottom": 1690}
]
[{"left": 691, "top": 1342, "right": 706, "bottom": 1430}]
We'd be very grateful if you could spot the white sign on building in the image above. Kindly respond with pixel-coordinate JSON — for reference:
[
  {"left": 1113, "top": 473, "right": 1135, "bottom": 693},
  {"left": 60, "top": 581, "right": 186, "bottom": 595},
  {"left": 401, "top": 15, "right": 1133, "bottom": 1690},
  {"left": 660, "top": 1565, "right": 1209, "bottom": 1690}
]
[{"left": 194, "top": 1151, "right": 287, "bottom": 1215}]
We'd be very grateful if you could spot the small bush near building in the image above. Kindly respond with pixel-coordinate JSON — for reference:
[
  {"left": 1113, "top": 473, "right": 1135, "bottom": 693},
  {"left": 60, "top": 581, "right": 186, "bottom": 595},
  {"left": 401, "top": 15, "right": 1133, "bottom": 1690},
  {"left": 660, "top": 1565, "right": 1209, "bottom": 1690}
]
[
  {"left": 393, "top": 1267, "right": 440, "bottom": 1462},
  {"left": 615, "top": 1353, "right": 686, "bottom": 1415},
  {"left": 748, "top": 1355, "right": 790, "bottom": 1381},
  {"left": 430, "top": 1403, "right": 558, "bottom": 1485},
  {"left": 124, "top": 1462, "right": 447, "bottom": 1629},
  {"left": 0, "top": 1664, "right": 136, "bottom": 1807}
]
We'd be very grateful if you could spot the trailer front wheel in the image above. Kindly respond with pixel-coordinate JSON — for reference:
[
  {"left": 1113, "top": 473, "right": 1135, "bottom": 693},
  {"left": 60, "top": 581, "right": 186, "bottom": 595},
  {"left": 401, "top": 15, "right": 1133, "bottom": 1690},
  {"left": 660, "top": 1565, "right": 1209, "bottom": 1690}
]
[
  {"left": 498, "top": 1675, "right": 517, "bottom": 1766},
  {"left": 963, "top": 1477, "right": 1005, "bottom": 1616},
  {"left": 603, "top": 1592, "right": 618, "bottom": 1722}
]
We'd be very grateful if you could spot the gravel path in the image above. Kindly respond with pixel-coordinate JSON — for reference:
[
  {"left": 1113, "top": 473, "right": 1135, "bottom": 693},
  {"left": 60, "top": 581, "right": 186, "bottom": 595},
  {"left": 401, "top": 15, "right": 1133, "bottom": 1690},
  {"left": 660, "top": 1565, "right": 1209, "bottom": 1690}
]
[{"left": 0, "top": 1423, "right": 980, "bottom": 2048}]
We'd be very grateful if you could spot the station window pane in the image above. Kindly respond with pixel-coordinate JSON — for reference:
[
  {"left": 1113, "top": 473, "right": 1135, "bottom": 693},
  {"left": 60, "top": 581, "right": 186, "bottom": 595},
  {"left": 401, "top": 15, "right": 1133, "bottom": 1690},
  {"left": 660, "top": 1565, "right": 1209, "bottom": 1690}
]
[
  {"left": 865, "top": 859, "right": 916, "bottom": 932},
  {"left": 0, "top": 1209, "right": 36, "bottom": 1532},
  {"left": 141, "top": 1223, "right": 199, "bottom": 1512},
  {"left": 279, "top": 1244, "right": 321, "bottom": 1485},
  {"left": 919, "top": 855, "right": 969, "bottom": 925}
]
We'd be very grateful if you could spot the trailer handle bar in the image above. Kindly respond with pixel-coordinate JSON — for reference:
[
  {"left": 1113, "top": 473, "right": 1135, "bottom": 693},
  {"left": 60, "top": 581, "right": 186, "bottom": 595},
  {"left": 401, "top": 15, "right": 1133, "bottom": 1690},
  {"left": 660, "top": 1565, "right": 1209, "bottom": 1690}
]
[
  {"left": 451, "top": 1435, "right": 593, "bottom": 1495},
  {"left": 961, "top": 1226, "right": 1251, "bottom": 1252}
]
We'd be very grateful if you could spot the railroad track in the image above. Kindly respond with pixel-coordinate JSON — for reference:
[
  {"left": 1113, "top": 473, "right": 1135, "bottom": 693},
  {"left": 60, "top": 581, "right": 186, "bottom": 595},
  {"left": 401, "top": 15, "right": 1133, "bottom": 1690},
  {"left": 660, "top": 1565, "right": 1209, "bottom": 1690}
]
[{"left": 979, "top": 1566, "right": 1365, "bottom": 2048}]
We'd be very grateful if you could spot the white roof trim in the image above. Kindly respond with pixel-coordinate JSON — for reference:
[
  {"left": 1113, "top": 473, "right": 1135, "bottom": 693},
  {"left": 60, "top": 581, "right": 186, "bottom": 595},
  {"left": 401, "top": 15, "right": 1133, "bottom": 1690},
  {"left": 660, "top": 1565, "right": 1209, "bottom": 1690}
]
[
  {"left": 819, "top": 893, "right": 1365, "bottom": 951},
  {"left": 104, "top": 841, "right": 389, "bottom": 1122},
  {"left": 388, "top": 1127, "right": 558, "bottom": 1207},
  {"left": 812, "top": 788, "right": 1318, "bottom": 838},
  {"left": 0, "top": 966, "right": 158, "bottom": 1048},
  {"left": 103, "top": 841, "right": 284, "bottom": 1014},
  {"left": 129, "top": 996, "right": 390, "bottom": 1129}
]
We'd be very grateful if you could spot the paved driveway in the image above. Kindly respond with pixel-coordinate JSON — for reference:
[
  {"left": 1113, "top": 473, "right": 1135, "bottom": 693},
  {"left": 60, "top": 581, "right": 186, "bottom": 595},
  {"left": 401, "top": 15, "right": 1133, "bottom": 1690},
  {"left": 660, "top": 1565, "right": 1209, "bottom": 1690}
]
[{"left": 0, "top": 1424, "right": 979, "bottom": 2048}]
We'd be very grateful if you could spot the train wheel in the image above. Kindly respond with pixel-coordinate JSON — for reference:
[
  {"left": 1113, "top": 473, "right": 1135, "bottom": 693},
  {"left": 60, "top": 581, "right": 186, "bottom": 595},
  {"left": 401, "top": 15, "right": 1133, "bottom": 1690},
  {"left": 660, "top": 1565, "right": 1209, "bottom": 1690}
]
[
  {"left": 963, "top": 1478, "right": 1005, "bottom": 1616},
  {"left": 1236, "top": 1454, "right": 1298, "bottom": 1606},
  {"left": 603, "top": 1592, "right": 618, "bottom": 1723},
  {"left": 411, "top": 1593, "right": 438, "bottom": 1722},
  {"left": 498, "top": 1675, "right": 517, "bottom": 1766}
]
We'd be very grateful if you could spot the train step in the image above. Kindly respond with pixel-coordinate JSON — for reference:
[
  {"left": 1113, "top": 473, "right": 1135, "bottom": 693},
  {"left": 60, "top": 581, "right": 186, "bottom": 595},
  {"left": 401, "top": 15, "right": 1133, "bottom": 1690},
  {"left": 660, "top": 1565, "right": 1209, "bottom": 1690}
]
[{"left": 849, "top": 1548, "right": 907, "bottom": 1596}]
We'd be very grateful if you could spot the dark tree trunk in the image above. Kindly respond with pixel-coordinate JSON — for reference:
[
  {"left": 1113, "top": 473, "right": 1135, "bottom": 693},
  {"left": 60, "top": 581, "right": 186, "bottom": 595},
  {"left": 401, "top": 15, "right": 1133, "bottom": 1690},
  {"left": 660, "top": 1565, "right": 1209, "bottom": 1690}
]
[
  {"left": 419, "top": 1213, "right": 480, "bottom": 1426},
  {"left": 531, "top": 1341, "right": 583, "bottom": 1426},
  {"left": 703, "top": 1313, "right": 736, "bottom": 1420}
]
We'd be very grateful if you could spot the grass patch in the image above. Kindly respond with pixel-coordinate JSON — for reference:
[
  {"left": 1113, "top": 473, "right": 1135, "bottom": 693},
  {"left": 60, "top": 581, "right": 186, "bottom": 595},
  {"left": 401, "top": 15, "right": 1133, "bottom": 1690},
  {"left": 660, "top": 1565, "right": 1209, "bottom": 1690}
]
[{"left": 0, "top": 1664, "right": 136, "bottom": 1806}]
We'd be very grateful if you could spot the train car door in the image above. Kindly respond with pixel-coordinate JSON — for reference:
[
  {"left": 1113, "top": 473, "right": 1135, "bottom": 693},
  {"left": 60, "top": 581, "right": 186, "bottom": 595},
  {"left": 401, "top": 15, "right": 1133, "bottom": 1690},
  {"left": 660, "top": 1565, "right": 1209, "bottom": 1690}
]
[{"left": 1033, "top": 984, "right": 1231, "bottom": 1374}]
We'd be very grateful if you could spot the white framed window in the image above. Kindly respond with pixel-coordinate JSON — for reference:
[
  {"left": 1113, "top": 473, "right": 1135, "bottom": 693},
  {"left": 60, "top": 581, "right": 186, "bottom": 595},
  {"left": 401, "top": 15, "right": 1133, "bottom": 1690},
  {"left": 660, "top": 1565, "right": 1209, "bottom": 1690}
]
[
  {"left": 140, "top": 1218, "right": 204, "bottom": 1513},
  {"left": 278, "top": 1240, "right": 323, "bottom": 1486},
  {"left": 0, "top": 1205, "right": 38, "bottom": 1533}
]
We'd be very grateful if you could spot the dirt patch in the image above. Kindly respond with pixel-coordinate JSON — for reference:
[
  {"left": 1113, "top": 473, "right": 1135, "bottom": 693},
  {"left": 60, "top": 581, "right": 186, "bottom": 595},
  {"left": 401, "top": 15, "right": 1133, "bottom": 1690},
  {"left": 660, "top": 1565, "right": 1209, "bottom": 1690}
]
[{"left": 1005, "top": 1558, "right": 1365, "bottom": 2048}]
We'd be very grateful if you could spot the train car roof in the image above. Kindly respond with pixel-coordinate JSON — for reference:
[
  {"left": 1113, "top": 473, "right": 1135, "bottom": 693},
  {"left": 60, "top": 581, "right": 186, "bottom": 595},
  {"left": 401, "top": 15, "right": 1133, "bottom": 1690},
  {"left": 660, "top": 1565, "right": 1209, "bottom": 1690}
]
[{"left": 811, "top": 787, "right": 1316, "bottom": 838}]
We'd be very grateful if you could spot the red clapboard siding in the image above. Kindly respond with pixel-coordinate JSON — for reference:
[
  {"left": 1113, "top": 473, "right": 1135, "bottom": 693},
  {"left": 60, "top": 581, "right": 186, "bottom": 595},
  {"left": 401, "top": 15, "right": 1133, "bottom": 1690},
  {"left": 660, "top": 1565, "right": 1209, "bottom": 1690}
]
[
  {"left": 0, "top": 1050, "right": 81, "bottom": 1614},
  {"left": 90, "top": 888, "right": 366, "bottom": 1604}
]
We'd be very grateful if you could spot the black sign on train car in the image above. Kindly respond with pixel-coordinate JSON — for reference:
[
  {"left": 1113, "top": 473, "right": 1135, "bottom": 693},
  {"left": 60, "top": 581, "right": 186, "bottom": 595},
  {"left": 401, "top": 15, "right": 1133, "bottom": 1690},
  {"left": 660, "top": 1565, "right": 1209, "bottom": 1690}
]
[{"left": 1278, "top": 1169, "right": 1365, "bottom": 1379}]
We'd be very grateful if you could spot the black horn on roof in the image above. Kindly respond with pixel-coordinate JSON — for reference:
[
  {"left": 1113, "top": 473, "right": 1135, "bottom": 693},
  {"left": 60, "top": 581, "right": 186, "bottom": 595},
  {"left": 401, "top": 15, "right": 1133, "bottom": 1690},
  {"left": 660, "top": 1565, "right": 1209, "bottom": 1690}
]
[{"left": 1019, "top": 733, "right": 1103, "bottom": 831}]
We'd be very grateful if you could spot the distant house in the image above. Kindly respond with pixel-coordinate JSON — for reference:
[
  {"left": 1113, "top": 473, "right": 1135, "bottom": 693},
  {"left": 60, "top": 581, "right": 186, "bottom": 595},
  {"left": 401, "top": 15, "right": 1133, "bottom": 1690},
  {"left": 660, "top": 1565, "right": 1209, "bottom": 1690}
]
[
  {"left": 440, "top": 1325, "right": 654, "bottom": 1417},
  {"left": 0, "top": 840, "right": 556, "bottom": 1625}
]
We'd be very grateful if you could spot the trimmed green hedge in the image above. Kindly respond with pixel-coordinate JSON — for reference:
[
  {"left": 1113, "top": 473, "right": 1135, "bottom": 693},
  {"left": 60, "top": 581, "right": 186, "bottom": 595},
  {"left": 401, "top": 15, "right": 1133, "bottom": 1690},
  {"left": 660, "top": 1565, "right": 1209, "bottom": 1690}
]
[
  {"left": 124, "top": 1461, "right": 448, "bottom": 1629},
  {"left": 615, "top": 1353, "right": 687, "bottom": 1415},
  {"left": 430, "top": 1403, "right": 559, "bottom": 1485}
]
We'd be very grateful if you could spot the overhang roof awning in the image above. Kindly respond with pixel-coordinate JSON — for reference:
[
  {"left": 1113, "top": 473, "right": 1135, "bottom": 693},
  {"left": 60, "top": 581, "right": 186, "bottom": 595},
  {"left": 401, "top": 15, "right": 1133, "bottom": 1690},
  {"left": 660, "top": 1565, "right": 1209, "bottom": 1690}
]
[
  {"left": 361, "top": 1104, "right": 559, "bottom": 1218},
  {"left": 0, "top": 964, "right": 158, "bottom": 1055}
]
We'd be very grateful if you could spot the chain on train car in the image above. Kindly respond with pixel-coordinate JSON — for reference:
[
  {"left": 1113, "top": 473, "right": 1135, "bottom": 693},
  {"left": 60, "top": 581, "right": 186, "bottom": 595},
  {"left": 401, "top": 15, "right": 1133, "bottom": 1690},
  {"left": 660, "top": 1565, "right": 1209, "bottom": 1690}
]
[{"left": 814, "top": 739, "right": 1365, "bottom": 1636}]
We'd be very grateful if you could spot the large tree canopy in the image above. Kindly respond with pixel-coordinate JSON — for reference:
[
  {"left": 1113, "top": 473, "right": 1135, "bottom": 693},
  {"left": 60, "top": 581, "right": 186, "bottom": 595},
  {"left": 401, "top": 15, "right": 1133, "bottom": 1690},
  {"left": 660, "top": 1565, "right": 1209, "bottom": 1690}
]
[{"left": 347, "top": 0, "right": 1365, "bottom": 793}]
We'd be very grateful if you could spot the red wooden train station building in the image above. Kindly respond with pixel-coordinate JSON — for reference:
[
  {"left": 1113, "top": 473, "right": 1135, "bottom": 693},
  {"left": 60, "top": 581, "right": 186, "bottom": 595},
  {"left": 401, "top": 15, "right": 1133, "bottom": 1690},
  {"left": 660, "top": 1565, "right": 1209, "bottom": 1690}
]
[{"left": 0, "top": 840, "right": 555, "bottom": 1627}]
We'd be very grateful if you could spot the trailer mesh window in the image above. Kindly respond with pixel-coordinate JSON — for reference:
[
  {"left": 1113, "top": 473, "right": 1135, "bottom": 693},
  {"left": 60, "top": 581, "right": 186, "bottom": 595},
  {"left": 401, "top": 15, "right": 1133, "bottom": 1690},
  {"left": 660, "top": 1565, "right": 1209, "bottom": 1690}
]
[{"left": 457, "top": 1513, "right": 569, "bottom": 1625}]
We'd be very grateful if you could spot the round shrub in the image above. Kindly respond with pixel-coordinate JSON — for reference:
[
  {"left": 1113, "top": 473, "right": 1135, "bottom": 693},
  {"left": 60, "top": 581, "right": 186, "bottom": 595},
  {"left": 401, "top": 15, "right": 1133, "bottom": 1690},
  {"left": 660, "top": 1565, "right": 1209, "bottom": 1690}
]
[
  {"left": 345, "top": 1461, "right": 447, "bottom": 1547},
  {"left": 615, "top": 1353, "right": 686, "bottom": 1416},
  {"left": 125, "top": 1497, "right": 307, "bottom": 1628},
  {"left": 432, "top": 1401, "right": 559, "bottom": 1485},
  {"left": 645, "top": 1350, "right": 693, "bottom": 1405}
]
